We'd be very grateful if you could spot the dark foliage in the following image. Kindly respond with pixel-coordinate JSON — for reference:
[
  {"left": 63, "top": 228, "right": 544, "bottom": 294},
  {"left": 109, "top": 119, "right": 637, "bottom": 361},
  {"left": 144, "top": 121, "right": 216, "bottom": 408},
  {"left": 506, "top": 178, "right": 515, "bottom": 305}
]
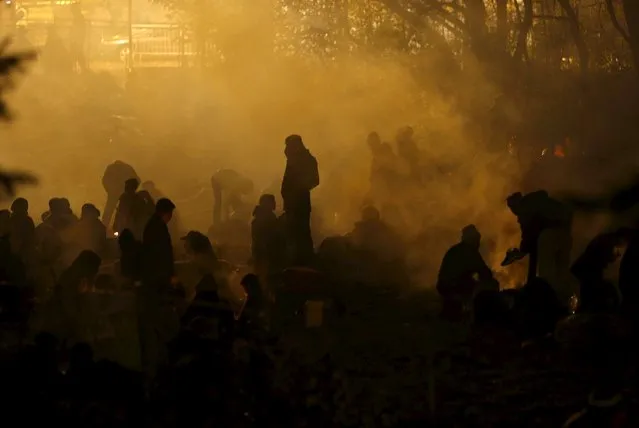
[{"left": 0, "top": 38, "right": 38, "bottom": 198}]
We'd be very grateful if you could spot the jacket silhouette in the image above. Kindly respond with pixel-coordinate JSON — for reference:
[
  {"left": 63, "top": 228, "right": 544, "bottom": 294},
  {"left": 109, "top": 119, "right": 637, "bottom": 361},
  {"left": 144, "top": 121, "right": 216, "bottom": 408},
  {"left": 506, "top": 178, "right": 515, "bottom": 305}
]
[{"left": 281, "top": 135, "right": 319, "bottom": 265}]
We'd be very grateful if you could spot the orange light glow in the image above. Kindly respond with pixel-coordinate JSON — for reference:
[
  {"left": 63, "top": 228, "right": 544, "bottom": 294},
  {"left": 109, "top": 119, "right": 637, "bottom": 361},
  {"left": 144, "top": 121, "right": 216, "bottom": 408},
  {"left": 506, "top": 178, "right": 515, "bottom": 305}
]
[{"left": 553, "top": 144, "right": 565, "bottom": 158}]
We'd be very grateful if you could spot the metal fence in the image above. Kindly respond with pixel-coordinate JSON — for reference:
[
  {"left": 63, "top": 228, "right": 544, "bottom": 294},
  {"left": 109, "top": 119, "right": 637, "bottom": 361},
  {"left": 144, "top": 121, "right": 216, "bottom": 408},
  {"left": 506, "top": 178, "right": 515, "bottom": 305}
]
[{"left": 9, "top": 19, "right": 197, "bottom": 70}]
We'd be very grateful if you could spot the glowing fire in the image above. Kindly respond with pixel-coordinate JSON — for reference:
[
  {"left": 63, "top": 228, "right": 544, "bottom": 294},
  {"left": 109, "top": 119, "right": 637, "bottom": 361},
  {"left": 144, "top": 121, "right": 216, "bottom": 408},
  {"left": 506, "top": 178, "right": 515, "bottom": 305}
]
[{"left": 553, "top": 144, "right": 565, "bottom": 158}]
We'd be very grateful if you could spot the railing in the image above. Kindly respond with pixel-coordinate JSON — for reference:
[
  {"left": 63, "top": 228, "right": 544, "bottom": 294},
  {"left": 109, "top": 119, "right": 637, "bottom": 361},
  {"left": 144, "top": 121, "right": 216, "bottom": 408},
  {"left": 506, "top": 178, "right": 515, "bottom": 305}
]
[{"left": 7, "top": 19, "right": 197, "bottom": 69}]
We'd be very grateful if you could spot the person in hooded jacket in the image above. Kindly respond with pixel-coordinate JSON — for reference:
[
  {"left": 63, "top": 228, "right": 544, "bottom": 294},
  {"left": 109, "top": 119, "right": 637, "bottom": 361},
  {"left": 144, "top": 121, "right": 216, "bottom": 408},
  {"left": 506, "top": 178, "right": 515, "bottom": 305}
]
[
  {"left": 281, "top": 134, "right": 319, "bottom": 266},
  {"left": 437, "top": 225, "right": 497, "bottom": 321},
  {"left": 141, "top": 181, "right": 184, "bottom": 245}
]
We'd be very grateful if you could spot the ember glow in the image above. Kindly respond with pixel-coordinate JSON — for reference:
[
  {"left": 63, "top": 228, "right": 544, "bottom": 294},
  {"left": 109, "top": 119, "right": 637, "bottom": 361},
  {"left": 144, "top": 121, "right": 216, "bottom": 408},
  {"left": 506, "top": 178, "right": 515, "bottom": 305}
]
[{"left": 553, "top": 144, "right": 566, "bottom": 158}]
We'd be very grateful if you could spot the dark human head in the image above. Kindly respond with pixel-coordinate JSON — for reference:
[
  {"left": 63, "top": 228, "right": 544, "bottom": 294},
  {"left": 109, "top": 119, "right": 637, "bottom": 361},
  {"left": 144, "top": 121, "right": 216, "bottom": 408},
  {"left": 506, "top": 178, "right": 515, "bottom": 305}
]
[
  {"left": 155, "top": 198, "right": 176, "bottom": 223},
  {"left": 71, "top": 250, "right": 102, "bottom": 280},
  {"left": 241, "top": 273, "right": 263, "bottom": 301},
  {"left": 10, "top": 197, "right": 28, "bottom": 215},
  {"left": 361, "top": 205, "right": 380, "bottom": 222},
  {"left": 258, "top": 194, "right": 276, "bottom": 212},
  {"left": 125, "top": 178, "right": 140, "bottom": 193},
  {"left": 181, "top": 231, "right": 214, "bottom": 256},
  {"left": 506, "top": 192, "right": 523, "bottom": 215},
  {"left": 461, "top": 224, "right": 481, "bottom": 249},
  {"left": 285, "top": 134, "right": 305, "bottom": 158},
  {"left": 48, "top": 198, "right": 61, "bottom": 214},
  {"left": 81, "top": 203, "right": 100, "bottom": 220}
]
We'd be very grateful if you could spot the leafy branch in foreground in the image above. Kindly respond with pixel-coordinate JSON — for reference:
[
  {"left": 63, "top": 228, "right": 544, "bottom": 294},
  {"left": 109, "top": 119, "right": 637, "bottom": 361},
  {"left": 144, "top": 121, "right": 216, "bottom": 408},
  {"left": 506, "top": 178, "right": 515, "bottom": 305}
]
[
  {"left": 0, "top": 38, "right": 37, "bottom": 120},
  {"left": 0, "top": 38, "right": 38, "bottom": 197}
]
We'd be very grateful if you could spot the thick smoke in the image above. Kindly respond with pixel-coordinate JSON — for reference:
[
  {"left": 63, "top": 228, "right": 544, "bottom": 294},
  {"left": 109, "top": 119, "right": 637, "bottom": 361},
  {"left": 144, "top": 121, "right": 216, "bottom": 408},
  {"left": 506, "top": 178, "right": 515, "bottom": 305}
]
[{"left": 1, "top": 3, "right": 530, "bottom": 286}]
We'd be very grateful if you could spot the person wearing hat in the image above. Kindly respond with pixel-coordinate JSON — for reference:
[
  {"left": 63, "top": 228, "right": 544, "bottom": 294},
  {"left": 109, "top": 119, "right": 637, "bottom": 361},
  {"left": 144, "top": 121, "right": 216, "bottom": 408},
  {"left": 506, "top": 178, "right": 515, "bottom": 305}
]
[
  {"left": 436, "top": 225, "right": 497, "bottom": 322},
  {"left": 281, "top": 134, "right": 319, "bottom": 266}
]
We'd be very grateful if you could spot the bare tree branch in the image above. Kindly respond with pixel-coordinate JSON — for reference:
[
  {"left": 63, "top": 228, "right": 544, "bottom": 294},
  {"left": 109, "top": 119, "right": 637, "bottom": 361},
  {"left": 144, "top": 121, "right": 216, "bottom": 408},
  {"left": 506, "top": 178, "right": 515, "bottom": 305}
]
[
  {"left": 377, "top": 0, "right": 459, "bottom": 60},
  {"left": 532, "top": 15, "right": 570, "bottom": 21},
  {"left": 0, "top": 40, "right": 37, "bottom": 121},
  {"left": 605, "top": 0, "right": 631, "bottom": 44},
  {"left": 0, "top": 171, "right": 37, "bottom": 198},
  {"left": 557, "top": 0, "right": 590, "bottom": 76}
]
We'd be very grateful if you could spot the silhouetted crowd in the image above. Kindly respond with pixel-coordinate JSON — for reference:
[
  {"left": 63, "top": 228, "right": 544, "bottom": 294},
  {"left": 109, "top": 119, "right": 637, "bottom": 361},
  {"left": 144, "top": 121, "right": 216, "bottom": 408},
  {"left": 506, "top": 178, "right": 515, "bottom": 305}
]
[{"left": 0, "top": 130, "right": 638, "bottom": 427}]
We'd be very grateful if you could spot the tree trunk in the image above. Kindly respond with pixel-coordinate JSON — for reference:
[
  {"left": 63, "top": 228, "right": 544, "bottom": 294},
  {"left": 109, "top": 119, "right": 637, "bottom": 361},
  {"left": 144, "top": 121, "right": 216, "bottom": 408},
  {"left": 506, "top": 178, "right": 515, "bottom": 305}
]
[
  {"left": 513, "top": 0, "right": 533, "bottom": 61},
  {"left": 557, "top": 0, "right": 589, "bottom": 76},
  {"left": 463, "top": 0, "right": 489, "bottom": 60},
  {"left": 495, "top": 0, "right": 508, "bottom": 51},
  {"left": 622, "top": 0, "right": 639, "bottom": 73}
]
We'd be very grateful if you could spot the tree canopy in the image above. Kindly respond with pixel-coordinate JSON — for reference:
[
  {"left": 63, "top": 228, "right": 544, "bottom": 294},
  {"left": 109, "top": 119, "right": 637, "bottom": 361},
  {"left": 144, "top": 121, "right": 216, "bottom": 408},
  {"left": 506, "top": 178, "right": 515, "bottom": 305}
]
[{"left": 153, "top": 0, "right": 637, "bottom": 77}]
